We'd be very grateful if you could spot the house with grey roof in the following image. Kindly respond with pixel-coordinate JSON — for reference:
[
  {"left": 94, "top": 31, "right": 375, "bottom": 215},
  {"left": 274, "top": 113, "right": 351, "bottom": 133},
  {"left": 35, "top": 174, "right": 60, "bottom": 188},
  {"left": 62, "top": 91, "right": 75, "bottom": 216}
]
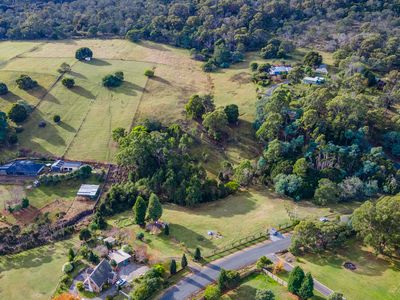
[
  {"left": 83, "top": 259, "right": 117, "bottom": 293},
  {"left": 269, "top": 65, "right": 293, "bottom": 76},
  {"left": 51, "top": 160, "right": 82, "bottom": 173}
]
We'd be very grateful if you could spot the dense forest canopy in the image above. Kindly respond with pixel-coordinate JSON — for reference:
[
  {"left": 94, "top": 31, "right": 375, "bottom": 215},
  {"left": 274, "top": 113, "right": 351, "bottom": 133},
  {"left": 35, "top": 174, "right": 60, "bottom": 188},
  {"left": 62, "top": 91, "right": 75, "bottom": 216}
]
[{"left": 0, "top": 0, "right": 399, "bottom": 54}]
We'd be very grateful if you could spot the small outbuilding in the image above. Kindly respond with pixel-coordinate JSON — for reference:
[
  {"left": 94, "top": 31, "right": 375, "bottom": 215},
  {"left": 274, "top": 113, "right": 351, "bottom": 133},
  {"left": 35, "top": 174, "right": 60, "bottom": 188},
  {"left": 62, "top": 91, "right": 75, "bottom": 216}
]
[
  {"left": 108, "top": 249, "right": 131, "bottom": 267},
  {"left": 51, "top": 160, "right": 82, "bottom": 173},
  {"left": 303, "top": 76, "right": 325, "bottom": 85},
  {"left": 104, "top": 236, "right": 117, "bottom": 246},
  {"left": 77, "top": 184, "right": 100, "bottom": 199}
]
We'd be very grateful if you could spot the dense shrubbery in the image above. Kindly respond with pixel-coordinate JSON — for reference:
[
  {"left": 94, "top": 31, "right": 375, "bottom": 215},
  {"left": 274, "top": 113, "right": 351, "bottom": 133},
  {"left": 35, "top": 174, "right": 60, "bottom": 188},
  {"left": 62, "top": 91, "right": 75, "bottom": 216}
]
[
  {"left": 130, "top": 264, "right": 165, "bottom": 300},
  {"left": 39, "top": 165, "right": 93, "bottom": 186}
]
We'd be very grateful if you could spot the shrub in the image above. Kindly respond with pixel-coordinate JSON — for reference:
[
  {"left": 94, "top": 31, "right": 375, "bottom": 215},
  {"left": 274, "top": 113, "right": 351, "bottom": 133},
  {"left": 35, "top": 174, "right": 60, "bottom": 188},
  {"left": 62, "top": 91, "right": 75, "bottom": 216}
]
[
  {"left": 144, "top": 69, "right": 155, "bottom": 77},
  {"left": 62, "top": 262, "right": 74, "bottom": 273},
  {"left": 204, "top": 285, "right": 221, "bottom": 300},
  {"left": 136, "top": 232, "right": 144, "bottom": 240},
  {"left": 164, "top": 223, "right": 170, "bottom": 235},
  {"left": 76, "top": 281, "right": 84, "bottom": 292},
  {"left": 21, "top": 198, "right": 29, "bottom": 208},
  {"left": 249, "top": 62, "right": 259, "bottom": 72},
  {"left": 122, "top": 244, "right": 133, "bottom": 254},
  {"left": 126, "top": 29, "right": 142, "bottom": 42},
  {"left": 217, "top": 269, "right": 240, "bottom": 291},
  {"left": 53, "top": 115, "right": 61, "bottom": 123},
  {"left": 224, "top": 181, "right": 240, "bottom": 194},
  {"left": 256, "top": 256, "right": 273, "bottom": 269},
  {"left": 0, "top": 82, "right": 8, "bottom": 95},
  {"left": 255, "top": 289, "right": 275, "bottom": 300},
  {"left": 62, "top": 78, "right": 75, "bottom": 88}
]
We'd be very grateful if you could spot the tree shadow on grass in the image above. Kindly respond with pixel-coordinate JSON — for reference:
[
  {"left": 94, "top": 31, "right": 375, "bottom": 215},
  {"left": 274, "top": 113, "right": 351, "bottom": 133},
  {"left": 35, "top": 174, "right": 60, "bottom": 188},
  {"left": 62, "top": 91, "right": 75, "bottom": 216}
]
[
  {"left": 0, "top": 91, "right": 21, "bottom": 103},
  {"left": 165, "top": 191, "right": 257, "bottom": 219},
  {"left": 169, "top": 223, "right": 217, "bottom": 250},
  {"left": 26, "top": 85, "right": 60, "bottom": 104},
  {"left": 68, "top": 70, "right": 87, "bottom": 79},
  {"left": 229, "top": 285, "right": 257, "bottom": 299},
  {"left": 71, "top": 86, "right": 96, "bottom": 100},
  {"left": 58, "top": 121, "right": 76, "bottom": 133},
  {"left": 112, "top": 81, "right": 142, "bottom": 96},
  {"left": 86, "top": 58, "right": 111, "bottom": 66},
  {"left": 151, "top": 76, "right": 172, "bottom": 86},
  {"left": 139, "top": 41, "right": 171, "bottom": 52}
]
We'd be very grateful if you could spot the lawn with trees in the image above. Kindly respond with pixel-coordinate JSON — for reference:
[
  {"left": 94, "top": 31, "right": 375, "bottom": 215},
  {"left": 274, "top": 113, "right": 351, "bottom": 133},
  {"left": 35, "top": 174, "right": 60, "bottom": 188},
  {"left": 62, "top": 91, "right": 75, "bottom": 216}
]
[{"left": 294, "top": 240, "right": 400, "bottom": 300}]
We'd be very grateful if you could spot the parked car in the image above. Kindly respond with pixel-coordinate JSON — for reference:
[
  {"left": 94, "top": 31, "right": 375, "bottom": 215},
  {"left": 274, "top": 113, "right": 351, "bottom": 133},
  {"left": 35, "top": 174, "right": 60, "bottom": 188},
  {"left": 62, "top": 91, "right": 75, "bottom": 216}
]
[{"left": 116, "top": 279, "right": 127, "bottom": 287}]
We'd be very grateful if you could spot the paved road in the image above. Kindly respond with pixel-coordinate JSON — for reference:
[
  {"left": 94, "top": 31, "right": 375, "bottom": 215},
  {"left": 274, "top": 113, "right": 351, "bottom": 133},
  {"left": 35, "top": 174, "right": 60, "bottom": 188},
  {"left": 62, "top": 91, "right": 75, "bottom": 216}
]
[
  {"left": 160, "top": 237, "right": 291, "bottom": 300},
  {"left": 268, "top": 254, "right": 334, "bottom": 297}
]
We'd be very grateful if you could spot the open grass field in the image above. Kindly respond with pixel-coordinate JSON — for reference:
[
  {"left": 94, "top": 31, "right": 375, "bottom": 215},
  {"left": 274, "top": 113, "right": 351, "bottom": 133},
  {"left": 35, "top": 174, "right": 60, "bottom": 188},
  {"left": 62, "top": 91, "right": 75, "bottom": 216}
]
[
  {"left": 108, "top": 187, "right": 359, "bottom": 260},
  {"left": 294, "top": 241, "right": 400, "bottom": 300},
  {"left": 0, "top": 237, "right": 78, "bottom": 300}
]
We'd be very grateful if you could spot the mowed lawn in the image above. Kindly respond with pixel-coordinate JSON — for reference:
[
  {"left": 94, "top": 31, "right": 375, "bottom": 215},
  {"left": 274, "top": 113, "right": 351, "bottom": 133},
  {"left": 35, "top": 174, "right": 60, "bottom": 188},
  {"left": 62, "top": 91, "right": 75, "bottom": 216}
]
[
  {"left": 223, "top": 272, "right": 297, "bottom": 300},
  {"left": 295, "top": 241, "right": 400, "bottom": 300},
  {"left": 0, "top": 238, "right": 78, "bottom": 300}
]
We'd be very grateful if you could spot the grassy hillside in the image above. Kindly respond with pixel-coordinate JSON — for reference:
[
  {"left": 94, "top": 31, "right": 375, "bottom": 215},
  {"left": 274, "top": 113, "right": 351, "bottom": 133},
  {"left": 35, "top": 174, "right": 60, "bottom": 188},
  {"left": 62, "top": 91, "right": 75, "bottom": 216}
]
[{"left": 0, "top": 39, "right": 266, "bottom": 163}]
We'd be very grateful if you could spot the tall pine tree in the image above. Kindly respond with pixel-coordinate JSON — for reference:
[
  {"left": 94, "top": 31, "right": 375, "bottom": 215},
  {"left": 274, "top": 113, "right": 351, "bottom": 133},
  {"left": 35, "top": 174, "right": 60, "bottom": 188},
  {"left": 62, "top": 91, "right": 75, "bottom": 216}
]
[
  {"left": 298, "top": 272, "right": 314, "bottom": 299},
  {"left": 146, "top": 193, "right": 163, "bottom": 221},
  {"left": 181, "top": 253, "right": 188, "bottom": 269},
  {"left": 170, "top": 259, "right": 177, "bottom": 275},
  {"left": 288, "top": 266, "right": 305, "bottom": 295},
  {"left": 133, "top": 196, "right": 147, "bottom": 226},
  {"left": 194, "top": 247, "right": 202, "bottom": 261}
]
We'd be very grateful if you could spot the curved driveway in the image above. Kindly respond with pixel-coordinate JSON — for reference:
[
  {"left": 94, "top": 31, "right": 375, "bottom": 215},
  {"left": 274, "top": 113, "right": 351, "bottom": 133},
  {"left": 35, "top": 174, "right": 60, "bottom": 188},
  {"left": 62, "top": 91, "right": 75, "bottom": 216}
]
[{"left": 160, "top": 237, "right": 291, "bottom": 300}]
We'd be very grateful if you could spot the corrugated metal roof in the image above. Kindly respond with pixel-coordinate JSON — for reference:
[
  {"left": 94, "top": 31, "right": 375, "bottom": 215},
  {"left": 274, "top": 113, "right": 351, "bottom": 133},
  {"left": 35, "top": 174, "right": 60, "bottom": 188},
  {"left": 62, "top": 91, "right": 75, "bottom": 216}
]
[{"left": 77, "top": 184, "right": 100, "bottom": 197}]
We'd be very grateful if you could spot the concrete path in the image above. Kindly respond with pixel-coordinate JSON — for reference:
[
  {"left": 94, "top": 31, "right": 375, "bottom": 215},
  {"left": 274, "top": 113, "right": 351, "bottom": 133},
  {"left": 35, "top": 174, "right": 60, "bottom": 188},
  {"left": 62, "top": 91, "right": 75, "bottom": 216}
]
[
  {"left": 160, "top": 237, "right": 291, "bottom": 300},
  {"left": 268, "top": 254, "right": 334, "bottom": 297}
]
